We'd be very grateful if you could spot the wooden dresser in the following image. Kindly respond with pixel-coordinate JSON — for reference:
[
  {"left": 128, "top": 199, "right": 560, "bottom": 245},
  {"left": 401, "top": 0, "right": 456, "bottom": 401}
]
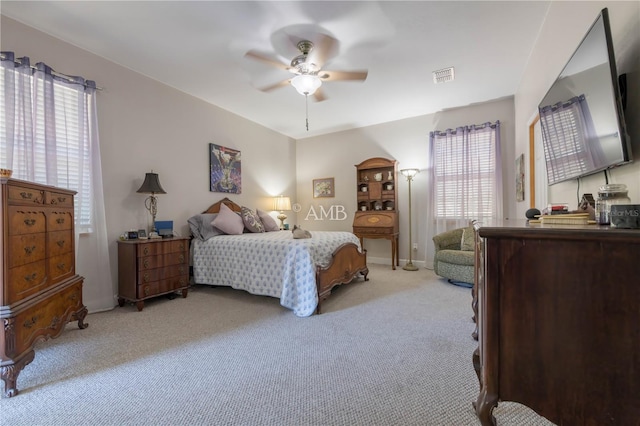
[
  {"left": 117, "top": 237, "right": 189, "bottom": 311},
  {"left": 0, "top": 178, "right": 87, "bottom": 398},
  {"left": 472, "top": 220, "right": 640, "bottom": 425},
  {"left": 353, "top": 157, "right": 399, "bottom": 269}
]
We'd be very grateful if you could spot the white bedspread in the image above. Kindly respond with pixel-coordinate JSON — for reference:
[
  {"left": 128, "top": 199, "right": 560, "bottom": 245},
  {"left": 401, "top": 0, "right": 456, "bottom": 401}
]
[{"left": 192, "top": 231, "right": 362, "bottom": 317}]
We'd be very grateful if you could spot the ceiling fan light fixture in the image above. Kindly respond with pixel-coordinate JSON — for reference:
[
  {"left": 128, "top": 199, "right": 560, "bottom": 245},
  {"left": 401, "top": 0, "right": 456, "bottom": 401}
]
[{"left": 291, "top": 74, "right": 322, "bottom": 96}]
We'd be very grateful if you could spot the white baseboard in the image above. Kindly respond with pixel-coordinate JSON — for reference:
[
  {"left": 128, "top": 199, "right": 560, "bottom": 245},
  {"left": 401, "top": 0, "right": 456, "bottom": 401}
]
[{"left": 366, "top": 256, "right": 427, "bottom": 269}]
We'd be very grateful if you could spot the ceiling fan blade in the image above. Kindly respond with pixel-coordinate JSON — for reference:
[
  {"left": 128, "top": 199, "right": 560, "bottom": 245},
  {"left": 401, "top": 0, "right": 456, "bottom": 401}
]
[
  {"left": 307, "top": 33, "right": 338, "bottom": 68},
  {"left": 245, "top": 50, "right": 290, "bottom": 71},
  {"left": 257, "top": 79, "right": 291, "bottom": 92},
  {"left": 319, "top": 70, "right": 368, "bottom": 82},
  {"left": 313, "top": 87, "right": 327, "bottom": 102}
]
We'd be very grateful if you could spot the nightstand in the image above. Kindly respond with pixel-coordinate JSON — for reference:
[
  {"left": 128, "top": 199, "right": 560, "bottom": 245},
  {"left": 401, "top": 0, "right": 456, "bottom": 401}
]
[{"left": 117, "top": 237, "right": 189, "bottom": 311}]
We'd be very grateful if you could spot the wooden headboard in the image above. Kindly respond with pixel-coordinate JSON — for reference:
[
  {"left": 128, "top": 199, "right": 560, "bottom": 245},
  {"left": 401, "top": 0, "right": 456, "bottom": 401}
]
[{"left": 202, "top": 197, "right": 242, "bottom": 214}]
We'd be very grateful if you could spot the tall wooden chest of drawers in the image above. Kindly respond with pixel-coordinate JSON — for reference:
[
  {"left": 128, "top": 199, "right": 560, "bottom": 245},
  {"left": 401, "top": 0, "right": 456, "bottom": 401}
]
[
  {"left": 117, "top": 237, "right": 189, "bottom": 311},
  {"left": 0, "top": 178, "right": 87, "bottom": 398}
]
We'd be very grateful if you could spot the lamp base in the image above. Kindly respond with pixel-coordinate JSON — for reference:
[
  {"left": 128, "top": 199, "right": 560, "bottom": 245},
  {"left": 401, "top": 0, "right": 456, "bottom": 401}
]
[
  {"left": 277, "top": 213, "right": 287, "bottom": 231},
  {"left": 403, "top": 262, "right": 419, "bottom": 271}
]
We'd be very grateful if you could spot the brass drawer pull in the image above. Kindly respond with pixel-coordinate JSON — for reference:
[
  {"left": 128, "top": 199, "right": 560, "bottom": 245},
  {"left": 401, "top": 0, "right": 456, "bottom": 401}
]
[
  {"left": 24, "top": 245, "right": 36, "bottom": 255},
  {"left": 143, "top": 246, "right": 149, "bottom": 255},
  {"left": 24, "top": 272, "right": 37, "bottom": 282},
  {"left": 178, "top": 254, "right": 185, "bottom": 263},
  {"left": 143, "top": 259, "right": 149, "bottom": 269},
  {"left": 143, "top": 273, "right": 150, "bottom": 283},
  {"left": 178, "top": 243, "right": 185, "bottom": 250},
  {"left": 57, "top": 240, "right": 65, "bottom": 247},
  {"left": 20, "top": 192, "right": 33, "bottom": 200},
  {"left": 57, "top": 262, "right": 66, "bottom": 271},
  {"left": 51, "top": 196, "right": 66, "bottom": 205},
  {"left": 24, "top": 218, "right": 36, "bottom": 226},
  {"left": 179, "top": 266, "right": 185, "bottom": 274},
  {"left": 144, "top": 286, "right": 150, "bottom": 296},
  {"left": 56, "top": 218, "right": 65, "bottom": 224}
]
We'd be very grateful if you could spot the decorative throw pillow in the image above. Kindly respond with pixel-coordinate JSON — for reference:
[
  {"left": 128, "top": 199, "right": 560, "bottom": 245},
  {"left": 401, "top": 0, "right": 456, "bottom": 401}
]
[
  {"left": 460, "top": 226, "right": 475, "bottom": 251},
  {"left": 187, "top": 213, "right": 223, "bottom": 240},
  {"left": 212, "top": 203, "right": 244, "bottom": 235},
  {"left": 257, "top": 208, "right": 280, "bottom": 232},
  {"left": 241, "top": 206, "right": 265, "bottom": 233}
]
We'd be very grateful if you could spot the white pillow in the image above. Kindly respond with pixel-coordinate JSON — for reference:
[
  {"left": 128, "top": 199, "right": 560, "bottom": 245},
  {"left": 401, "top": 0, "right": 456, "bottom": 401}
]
[{"left": 212, "top": 203, "right": 244, "bottom": 235}]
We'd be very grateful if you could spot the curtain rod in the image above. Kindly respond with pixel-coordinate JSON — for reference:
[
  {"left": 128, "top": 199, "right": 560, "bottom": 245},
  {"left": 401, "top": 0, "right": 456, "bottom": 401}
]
[{"left": 4, "top": 55, "right": 103, "bottom": 91}]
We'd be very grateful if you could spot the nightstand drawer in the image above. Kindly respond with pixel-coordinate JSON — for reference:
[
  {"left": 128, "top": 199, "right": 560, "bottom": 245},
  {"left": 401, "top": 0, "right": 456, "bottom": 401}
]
[
  {"left": 137, "top": 252, "right": 186, "bottom": 271},
  {"left": 137, "top": 276, "right": 188, "bottom": 298}
]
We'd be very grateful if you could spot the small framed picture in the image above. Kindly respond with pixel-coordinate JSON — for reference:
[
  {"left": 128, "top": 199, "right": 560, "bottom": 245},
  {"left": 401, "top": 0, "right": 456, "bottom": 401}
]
[
  {"left": 138, "top": 229, "right": 147, "bottom": 239},
  {"left": 313, "top": 177, "right": 335, "bottom": 198},
  {"left": 127, "top": 231, "right": 138, "bottom": 240}
]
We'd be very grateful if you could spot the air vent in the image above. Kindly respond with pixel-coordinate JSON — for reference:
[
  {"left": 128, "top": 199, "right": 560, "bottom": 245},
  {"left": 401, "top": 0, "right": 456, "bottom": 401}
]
[{"left": 433, "top": 67, "right": 455, "bottom": 84}]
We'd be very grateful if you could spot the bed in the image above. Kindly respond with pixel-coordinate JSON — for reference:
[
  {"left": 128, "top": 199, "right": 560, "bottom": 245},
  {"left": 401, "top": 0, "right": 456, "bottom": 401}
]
[{"left": 190, "top": 198, "right": 369, "bottom": 316}]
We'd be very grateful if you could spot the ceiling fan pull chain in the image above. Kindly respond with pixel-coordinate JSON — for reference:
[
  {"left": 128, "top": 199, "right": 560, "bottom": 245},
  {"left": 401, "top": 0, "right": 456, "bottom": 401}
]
[{"left": 305, "top": 94, "right": 310, "bottom": 131}]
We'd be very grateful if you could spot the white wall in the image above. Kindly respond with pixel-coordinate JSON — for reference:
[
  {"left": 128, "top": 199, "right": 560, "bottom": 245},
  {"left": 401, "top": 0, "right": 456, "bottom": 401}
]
[
  {"left": 1, "top": 16, "right": 296, "bottom": 312},
  {"left": 514, "top": 1, "right": 640, "bottom": 219},
  {"left": 295, "top": 98, "right": 515, "bottom": 266}
]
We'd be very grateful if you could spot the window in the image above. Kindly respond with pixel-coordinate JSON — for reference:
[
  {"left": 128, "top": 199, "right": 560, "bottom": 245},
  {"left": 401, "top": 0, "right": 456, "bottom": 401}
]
[
  {"left": 1, "top": 56, "right": 96, "bottom": 232},
  {"left": 430, "top": 122, "right": 501, "bottom": 220}
]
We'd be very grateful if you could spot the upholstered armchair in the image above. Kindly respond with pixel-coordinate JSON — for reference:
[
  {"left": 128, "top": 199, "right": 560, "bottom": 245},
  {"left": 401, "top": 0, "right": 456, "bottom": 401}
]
[{"left": 432, "top": 226, "right": 475, "bottom": 285}]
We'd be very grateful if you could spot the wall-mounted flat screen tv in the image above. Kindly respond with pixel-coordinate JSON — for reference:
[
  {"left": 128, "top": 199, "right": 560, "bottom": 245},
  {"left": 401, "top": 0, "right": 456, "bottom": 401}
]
[{"left": 538, "top": 8, "right": 632, "bottom": 185}]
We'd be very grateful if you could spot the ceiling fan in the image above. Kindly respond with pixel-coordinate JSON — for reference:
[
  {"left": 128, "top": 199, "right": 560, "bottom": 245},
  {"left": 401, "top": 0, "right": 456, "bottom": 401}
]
[{"left": 245, "top": 34, "right": 368, "bottom": 102}]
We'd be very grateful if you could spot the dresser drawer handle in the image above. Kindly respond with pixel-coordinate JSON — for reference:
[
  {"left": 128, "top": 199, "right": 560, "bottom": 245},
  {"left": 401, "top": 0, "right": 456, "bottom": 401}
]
[
  {"left": 143, "top": 247, "right": 149, "bottom": 255},
  {"left": 143, "top": 259, "right": 149, "bottom": 269},
  {"left": 178, "top": 243, "right": 185, "bottom": 250},
  {"left": 51, "top": 196, "right": 66, "bottom": 205},
  {"left": 24, "top": 218, "right": 36, "bottom": 226},
  {"left": 178, "top": 254, "right": 185, "bottom": 263},
  {"left": 24, "top": 272, "right": 37, "bottom": 282},
  {"left": 20, "top": 192, "right": 33, "bottom": 200},
  {"left": 143, "top": 273, "right": 150, "bottom": 283},
  {"left": 57, "top": 262, "right": 66, "bottom": 271},
  {"left": 56, "top": 218, "right": 65, "bottom": 224},
  {"left": 179, "top": 266, "right": 185, "bottom": 274},
  {"left": 144, "top": 286, "right": 150, "bottom": 296},
  {"left": 57, "top": 240, "right": 65, "bottom": 247},
  {"left": 24, "top": 245, "right": 37, "bottom": 255}
]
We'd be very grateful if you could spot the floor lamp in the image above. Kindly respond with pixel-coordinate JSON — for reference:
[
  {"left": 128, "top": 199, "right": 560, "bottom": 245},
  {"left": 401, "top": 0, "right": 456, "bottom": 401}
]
[{"left": 401, "top": 168, "right": 420, "bottom": 271}]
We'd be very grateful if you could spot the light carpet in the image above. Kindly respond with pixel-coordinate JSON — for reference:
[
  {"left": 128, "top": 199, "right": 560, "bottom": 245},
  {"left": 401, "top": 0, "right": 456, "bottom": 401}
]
[{"left": 1, "top": 264, "right": 554, "bottom": 425}]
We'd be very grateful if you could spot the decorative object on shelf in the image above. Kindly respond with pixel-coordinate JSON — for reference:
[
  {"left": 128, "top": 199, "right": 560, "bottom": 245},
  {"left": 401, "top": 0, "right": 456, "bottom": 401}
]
[
  {"left": 137, "top": 171, "right": 166, "bottom": 233},
  {"left": 374, "top": 172, "right": 383, "bottom": 181},
  {"left": 210, "top": 143, "right": 241, "bottom": 194},
  {"left": 387, "top": 170, "right": 393, "bottom": 181},
  {"left": 401, "top": 168, "right": 420, "bottom": 271},
  {"left": 313, "top": 177, "right": 335, "bottom": 198},
  {"left": 274, "top": 195, "right": 292, "bottom": 230}
]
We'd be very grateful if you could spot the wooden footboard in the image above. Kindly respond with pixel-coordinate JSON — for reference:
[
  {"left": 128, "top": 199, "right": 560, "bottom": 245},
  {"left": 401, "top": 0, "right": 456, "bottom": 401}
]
[{"left": 315, "top": 243, "right": 369, "bottom": 314}]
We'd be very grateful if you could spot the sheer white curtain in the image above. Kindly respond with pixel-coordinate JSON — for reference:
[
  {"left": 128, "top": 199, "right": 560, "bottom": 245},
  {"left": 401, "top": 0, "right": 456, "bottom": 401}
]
[
  {"left": 1, "top": 52, "right": 113, "bottom": 312},
  {"left": 424, "top": 122, "right": 503, "bottom": 268}
]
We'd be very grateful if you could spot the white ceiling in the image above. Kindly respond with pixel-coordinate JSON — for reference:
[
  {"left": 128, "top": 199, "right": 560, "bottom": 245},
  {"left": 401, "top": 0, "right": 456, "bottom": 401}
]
[{"left": 1, "top": 1, "right": 551, "bottom": 140}]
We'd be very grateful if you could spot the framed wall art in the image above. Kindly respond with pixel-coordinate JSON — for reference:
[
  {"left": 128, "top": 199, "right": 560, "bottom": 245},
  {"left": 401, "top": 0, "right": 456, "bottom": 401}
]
[
  {"left": 210, "top": 143, "right": 241, "bottom": 194},
  {"left": 313, "top": 177, "right": 334, "bottom": 198}
]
